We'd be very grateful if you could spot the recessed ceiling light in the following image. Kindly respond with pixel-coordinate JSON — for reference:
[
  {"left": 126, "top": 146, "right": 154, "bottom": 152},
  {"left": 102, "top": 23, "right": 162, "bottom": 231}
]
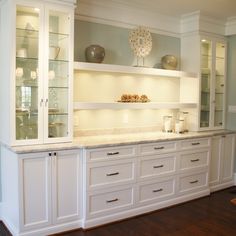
[{"left": 201, "top": 39, "right": 207, "bottom": 42}]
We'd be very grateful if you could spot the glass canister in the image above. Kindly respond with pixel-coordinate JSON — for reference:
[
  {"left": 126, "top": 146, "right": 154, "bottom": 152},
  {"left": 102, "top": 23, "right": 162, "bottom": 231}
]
[
  {"left": 175, "top": 119, "right": 184, "bottom": 134},
  {"left": 181, "top": 111, "right": 189, "bottom": 132},
  {"left": 163, "top": 115, "right": 173, "bottom": 132}
]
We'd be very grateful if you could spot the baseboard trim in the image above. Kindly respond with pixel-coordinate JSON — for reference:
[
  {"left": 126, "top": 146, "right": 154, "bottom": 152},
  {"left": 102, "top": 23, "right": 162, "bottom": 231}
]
[
  {"left": 1, "top": 216, "right": 82, "bottom": 236},
  {"left": 0, "top": 202, "right": 2, "bottom": 221},
  {"left": 210, "top": 181, "right": 234, "bottom": 192}
]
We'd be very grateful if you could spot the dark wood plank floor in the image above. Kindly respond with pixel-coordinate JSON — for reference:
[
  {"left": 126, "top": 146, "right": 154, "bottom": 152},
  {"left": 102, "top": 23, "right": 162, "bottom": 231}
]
[{"left": 1, "top": 187, "right": 236, "bottom": 236}]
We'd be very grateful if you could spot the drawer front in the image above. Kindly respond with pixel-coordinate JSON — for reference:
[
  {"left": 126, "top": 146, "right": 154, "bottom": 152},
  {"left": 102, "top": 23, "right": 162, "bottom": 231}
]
[
  {"left": 140, "top": 141, "right": 177, "bottom": 155},
  {"left": 179, "top": 150, "right": 209, "bottom": 171},
  {"left": 139, "top": 154, "right": 176, "bottom": 179},
  {"left": 179, "top": 172, "right": 208, "bottom": 193},
  {"left": 89, "top": 160, "right": 135, "bottom": 189},
  {"left": 87, "top": 145, "right": 136, "bottom": 162},
  {"left": 180, "top": 138, "right": 210, "bottom": 150},
  {"left": 89, "top": 187, "right": 134, "bottom": 216},
  {"left": 139, "top": 178, "right": 175, "bottom": 203}
]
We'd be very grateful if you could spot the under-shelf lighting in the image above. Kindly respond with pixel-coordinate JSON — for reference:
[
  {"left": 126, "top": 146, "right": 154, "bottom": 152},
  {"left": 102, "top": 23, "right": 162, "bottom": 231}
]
[
  {"left": 201, "top": 39, "right": 207, "bottom": 42},
  {"left": 34, "top": 8, "right": 40, "bottom": 12}
]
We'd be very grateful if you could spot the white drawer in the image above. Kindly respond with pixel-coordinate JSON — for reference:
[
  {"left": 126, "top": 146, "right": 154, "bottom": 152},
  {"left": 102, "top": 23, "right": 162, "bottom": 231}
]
[
  {"left": 138, "top": 178, "right": 175, "bottom": 203},
  {"left": 180, "top": 138, "right": 210, "bottom": 150},
  {"left": 179, "top": 172, "right": 208, "bottom": 193},
  {"left": 139, "top": 154, "right": 176, "bottom": 180},
  {"left": 87, "top": 145, "right": 137, "bottom": 162},
  {"left": 88, "top": 186, "right": 134, "bottom": 217},
  {"left": 88, "top": 160, "right": 135, "bottom": 189},
  {"left": 140, "top": 141, "right": 177, "bottom": 155},
  {"left": 179, "top": 150, "right": 209, "bottom": 171}
]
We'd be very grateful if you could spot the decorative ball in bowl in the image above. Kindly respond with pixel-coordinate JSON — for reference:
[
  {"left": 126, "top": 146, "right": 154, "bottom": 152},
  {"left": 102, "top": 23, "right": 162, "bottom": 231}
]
[
  {"left": 85, "top": 45, "right": 105, "bottom": 63},
  {"left": 161, "top": 55, "right": 178, "bottom": 70}
]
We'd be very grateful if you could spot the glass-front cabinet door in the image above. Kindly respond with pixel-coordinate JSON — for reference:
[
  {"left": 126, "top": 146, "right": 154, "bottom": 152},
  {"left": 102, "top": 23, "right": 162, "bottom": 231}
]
[
  {"left": 214, "top": 42, "right": 225, "bottom": 127},
  {"left": 15, "top": 5, "right": 41, "bottom": 141},
  {"left": 200, "top": 37, "right": 226, "bottom": 130},
  {"left": 14, "top": 2, "right": 73, "bottom": 145},
  {"left": 46, "top": 9, "right": 71, "bottom": 140},
  {"left": 200, "top": 39, "right": 212, "bottom": 128}
]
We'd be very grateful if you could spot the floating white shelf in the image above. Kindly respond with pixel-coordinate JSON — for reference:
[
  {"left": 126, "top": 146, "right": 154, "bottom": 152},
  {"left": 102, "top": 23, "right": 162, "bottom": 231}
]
[
  {"left": 74, "top": 102, "right": 198, "bottom": 110},
  {"left": 74, "top": 62, "right": 197, "bottom": 78}
]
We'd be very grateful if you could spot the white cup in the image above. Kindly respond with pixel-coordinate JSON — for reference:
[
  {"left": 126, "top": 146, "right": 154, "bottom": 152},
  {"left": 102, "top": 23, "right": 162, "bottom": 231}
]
[
  {"left": 16, "top": 67, "right": 23, "bottom": 78},
  {"left": 48, "top": 70, "right": 55, "bottom": 80},
  {"left": 49, "top": 46, "right": 60, "bottom": 60},
  {"left": 30, "top": 71, "right": 37, "bottom": 80},
  {"left": 16, "top": 48, "right": 27, "bottom": 58}
]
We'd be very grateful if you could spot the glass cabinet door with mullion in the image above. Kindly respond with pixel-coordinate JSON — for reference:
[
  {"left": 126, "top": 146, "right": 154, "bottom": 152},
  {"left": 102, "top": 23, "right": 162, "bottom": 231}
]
[
  {"left": 200, "top": 39, "right": 212, "bottom": 129},
  {"left": 46, "top": 8, "right": 71, "bottom": 140},
  {"left": 15, "top": 5, "right": 42, "bottom": 142},
  {"left": 214, "top": 42, "right": 226, "bottom": 128}
]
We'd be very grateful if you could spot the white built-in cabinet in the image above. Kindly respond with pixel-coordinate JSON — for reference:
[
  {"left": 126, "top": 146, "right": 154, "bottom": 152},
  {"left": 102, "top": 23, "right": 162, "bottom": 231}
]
[
  {"left": 81, "top": 137, "right": 211, "bottom": 228},
  {"left": 181, "top": 34, "right": 227, "bottom": 131},
  {"left": 0, "top": 0, "right": 75, "bottom": 146},
  {"left": 209, "top": 134, "right": 235, "bottom": 192},
  {"left": 1, "top": 147, "right": 81, "bottom": 236}
]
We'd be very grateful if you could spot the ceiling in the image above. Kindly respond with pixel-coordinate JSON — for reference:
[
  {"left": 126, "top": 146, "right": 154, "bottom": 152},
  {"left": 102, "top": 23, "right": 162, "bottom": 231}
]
[{"left": 85, "top": 0, "right": 236, "bottom": 20}]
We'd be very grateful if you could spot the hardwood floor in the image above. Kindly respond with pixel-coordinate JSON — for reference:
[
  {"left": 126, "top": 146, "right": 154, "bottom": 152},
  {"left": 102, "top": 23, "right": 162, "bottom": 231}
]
[
  {"left": 55, "top": 187, "right": 236, "bottom": 236},
  {"left": 1, "top": 187, "right": 236, "bottom": 236}
]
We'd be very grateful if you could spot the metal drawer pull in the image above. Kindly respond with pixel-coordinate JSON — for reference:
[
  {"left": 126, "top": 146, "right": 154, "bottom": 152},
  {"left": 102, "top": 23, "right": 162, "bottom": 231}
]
[
  {"left": 191, "top": 142, "right": 200, "bottom": 145},
  {"left": 106, "top": 198, "right": 119, "bottom": 203},
  {"left": 191, "top": 159, "right": 200, "bottom": 162},
  {"left": 222, "top": 135, "right": 226, "bottom": 138},
  {"left": 154, "top": 146, "right": 164, "bottom": 150},
  {"left": 153, "top": 188, "right": 163, "bottom": 193},
  {"left": 106, "top": 172, "right": 119, "bottom": 176},
  {"left": 153, "top": 165, "right": 164, "bottom": 168},
  {"left": 107, "top": 151, "right": 119, "bottom": 156},
  {"left": 190, "top": 180, "right": 199, "bottom": 184}
]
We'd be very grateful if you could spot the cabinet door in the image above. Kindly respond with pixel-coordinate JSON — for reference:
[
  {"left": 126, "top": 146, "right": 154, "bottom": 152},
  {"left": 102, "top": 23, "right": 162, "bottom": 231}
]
[
  {"left": 213, "top": 42, "right": 226, "bottom": 128},
  {"left": 19, "top": 153, "right": 52, "bottom": 231},
  {"left": 209, "top": 136, "right": 221, "bottom": 186},
  {"left": 221, "top": 135, "right": 235, "bottom": 182},
  {"left": 200, "top": 39, "right": 212, "bottom": 128},
  {"left": 15, "top": 4, "right": 43, "bottom": 144},
  {"left": 44, "top": 6, "right": 73, "bottom": 142},
  {"left": 52, "top": 150, "right": 80, "bottom": 224}
]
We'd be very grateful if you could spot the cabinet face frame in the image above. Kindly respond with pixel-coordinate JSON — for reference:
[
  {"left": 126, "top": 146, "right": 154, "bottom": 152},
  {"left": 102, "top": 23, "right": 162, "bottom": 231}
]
[
  {"left": 199, "top": 35, "right": 227, "bottom": 131},
  {"left": 10, "top": 0, "right": 73, "bottom": 146}
]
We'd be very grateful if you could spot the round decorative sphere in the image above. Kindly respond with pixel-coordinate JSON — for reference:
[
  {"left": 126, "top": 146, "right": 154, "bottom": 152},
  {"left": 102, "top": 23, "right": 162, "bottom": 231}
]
[
  {"left": 161, "top": 55, "right": 178, "bottom": 70},
  {"left": 85, "top": 45, "right": 105, "bottom": 63}
]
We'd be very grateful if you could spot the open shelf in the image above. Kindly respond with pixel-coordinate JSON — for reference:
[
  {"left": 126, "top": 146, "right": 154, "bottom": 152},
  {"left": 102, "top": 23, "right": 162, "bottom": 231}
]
[
  {"left": 74, "top": 102, "right": 197, "bottom": 110},
  {"left": 74, "top": 62, "right": 197, "bottom": 78}
]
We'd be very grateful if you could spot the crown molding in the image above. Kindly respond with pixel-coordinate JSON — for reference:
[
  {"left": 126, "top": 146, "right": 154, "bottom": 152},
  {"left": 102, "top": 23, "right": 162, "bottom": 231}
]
[
  {"left": 75, "top": 0, "right": 235, "bottom": 37},
  {"left": 75, "top": 0, "right": 180, "bottom": 38},
  {"left": 181, "top": 11, "right": 225, "bottom": 35},
  {"left": 225, "top": 17, "right": 236, "bottom": 35}
]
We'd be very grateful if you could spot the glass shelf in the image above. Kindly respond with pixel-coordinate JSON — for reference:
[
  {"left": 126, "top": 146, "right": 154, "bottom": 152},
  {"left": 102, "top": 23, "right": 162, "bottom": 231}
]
[
  {"left": 49, "top": 59, "right": 69, "bottom": 63},
  {"left": 48, "top": 112, "right": 68, "bottom": 116},
  {"left": 16, "top": 28, "right": 39, "bottom": 39},
  {"left": 16, "top": 57, "right": 38, "bottom": 62},
  {"left": 49, "top": 31, "right": 69, "bottom": 42}
]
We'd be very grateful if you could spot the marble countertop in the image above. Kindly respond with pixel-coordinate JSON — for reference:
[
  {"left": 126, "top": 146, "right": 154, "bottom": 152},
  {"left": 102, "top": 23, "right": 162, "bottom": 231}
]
[{"left": 7, "top": 129, "right": 235, "bottom": 154}]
